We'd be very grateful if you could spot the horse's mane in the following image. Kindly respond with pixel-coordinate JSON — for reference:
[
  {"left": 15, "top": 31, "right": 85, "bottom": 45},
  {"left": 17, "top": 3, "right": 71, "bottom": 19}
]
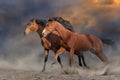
[
  {"left": 36, "top": 19, "right": 48, "bottom": 27},
  {"left": 30, "top": 17, "right": 74, "bottom": 31},
  {"left": 50, "top": 17, "right": 74, "bottom": 32},
  {"left": 31, "top": 19, "right": 48, "bottom": 27}
]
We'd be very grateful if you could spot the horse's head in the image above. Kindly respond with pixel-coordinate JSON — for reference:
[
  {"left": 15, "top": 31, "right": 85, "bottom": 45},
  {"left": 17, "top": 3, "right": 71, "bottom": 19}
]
[
  {"left": 24, "top": 18, "right": 39, "bottom": 35},
  {"left": 42, "top": 19, "right": 56, "bottom": 37}
]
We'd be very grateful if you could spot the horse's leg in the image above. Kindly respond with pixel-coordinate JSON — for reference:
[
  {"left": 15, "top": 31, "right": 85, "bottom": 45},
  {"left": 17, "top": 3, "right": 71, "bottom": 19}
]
[
  {"left": 77, "top": 54, "right": 82, "bottom": 67},
  {"left": 81, "top": 54, "right": 89, "bottom": 68},
  {"left": 42, "top": 49, "right": 49, "bottom": 72},
  {"left": 57, "top": 56, "right": 63, "bottom": 68},
  {"left": 91, "top": 49, "right": 108, "bottom": 64},
  {"left": 51, "top": 53, "right": 60, "bottom": 67},
  {"left": 96, "top": 51, "right": 108, "bottom": 64},
  {"left": 77, "top": 52, "right": 89, "bottom": 68},
  {"left": 89, "top": 35, "right": 108, "bottom": 64},
  {"left": 69, "top": 49, "right": 74, "bottom": 67},
  {"left": 75, "top": 52, "right": 82, "bottom": 67},
  {"left": 52, "top": 47, "right": 65, "bottom": 67}
]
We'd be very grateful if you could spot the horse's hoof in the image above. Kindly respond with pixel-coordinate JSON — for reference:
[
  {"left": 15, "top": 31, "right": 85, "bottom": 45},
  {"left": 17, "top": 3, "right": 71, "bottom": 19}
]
[
  {"left": 61, "top": 65, "right": 63, "bottom": 68},
  {"left": 51, "top": 64, "right": 53, "bottom": 67},
  {"left": 51, "top": 62, "right": 55, "bottom": 65},
  {"left": 86, "top": 66, "right": 90, "bottom": 69},
  {"left": 41, "top": 69, "right": 45, "bottom": 72}
]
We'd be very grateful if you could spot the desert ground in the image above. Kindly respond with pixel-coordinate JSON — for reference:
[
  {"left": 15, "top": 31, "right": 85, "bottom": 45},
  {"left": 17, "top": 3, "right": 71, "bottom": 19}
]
[
  {"left": 0, "top": 62, "right": 120, "bottom": 80},
  {"left": 0, "top": 49, "right": 120, "bottom": 80}
]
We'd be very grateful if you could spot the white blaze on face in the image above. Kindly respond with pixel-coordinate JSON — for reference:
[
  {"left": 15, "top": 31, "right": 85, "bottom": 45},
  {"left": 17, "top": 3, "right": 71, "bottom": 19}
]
[
  {"left": 42, "top": 29, "right": 46, "bottom": 34},
  {"left": 42, "top": 29, "right": 47, "bottom": 37}
]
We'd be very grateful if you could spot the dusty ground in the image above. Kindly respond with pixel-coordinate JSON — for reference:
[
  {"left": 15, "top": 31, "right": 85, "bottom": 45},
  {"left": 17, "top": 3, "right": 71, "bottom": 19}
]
[{"left": 0, "top": 65, "right": 120, "bottom": 80}]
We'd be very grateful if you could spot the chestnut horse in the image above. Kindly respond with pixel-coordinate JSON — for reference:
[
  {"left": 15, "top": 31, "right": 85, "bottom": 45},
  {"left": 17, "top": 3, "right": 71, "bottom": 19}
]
[
  {"left": 42, "top": 19, "right": 110, "bottom": 67},
  {"left": 24, "top": 18, "right": 88, "bottom": 72}
]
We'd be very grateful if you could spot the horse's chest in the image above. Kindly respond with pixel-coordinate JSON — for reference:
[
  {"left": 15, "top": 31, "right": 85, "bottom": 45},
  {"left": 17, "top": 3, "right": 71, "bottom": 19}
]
[
  {"left": 41, "top": 38, "right": 51, "bottom": 49},
  {"left": 47, "top": 35, "right": 61, "bottom": 49}
]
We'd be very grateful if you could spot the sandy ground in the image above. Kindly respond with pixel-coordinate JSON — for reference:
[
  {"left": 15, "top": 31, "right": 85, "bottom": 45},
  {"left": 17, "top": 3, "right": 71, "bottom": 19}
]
[
  {"left": 0, "top": 49, "right": 120, "bottom": 80},
  {"left": 0, "top": 65, "right": 120, "bottom": 80}
]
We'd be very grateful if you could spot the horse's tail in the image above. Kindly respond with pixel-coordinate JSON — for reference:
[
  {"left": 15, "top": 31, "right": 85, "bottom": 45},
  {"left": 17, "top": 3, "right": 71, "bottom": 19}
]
[{"left": 100, "top": 38, "right": 117, "bottom": 50}]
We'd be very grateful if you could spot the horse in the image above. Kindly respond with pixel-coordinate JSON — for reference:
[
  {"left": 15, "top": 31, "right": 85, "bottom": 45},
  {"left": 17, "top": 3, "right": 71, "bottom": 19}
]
[
  {"left": 42, "top": 19, "right": 112, "bottom": 67},
  {"left": 24, "top": 18, "right": 88, "bottom": 72}
]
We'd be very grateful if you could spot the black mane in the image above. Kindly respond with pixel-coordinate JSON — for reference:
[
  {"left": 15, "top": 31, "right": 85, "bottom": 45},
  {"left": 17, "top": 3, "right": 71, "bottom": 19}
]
[
  {"left": 30, "top": 19, "right": 48, "bottom": 27},
  {"left": 35, "top": 19, "right": 48, "bottom": 27},
  {"left": 30, "top": 17, "right": 74, "bottom": 31},
  {"left": 50, "top": 17, "right": 74, "bottom": 32}
]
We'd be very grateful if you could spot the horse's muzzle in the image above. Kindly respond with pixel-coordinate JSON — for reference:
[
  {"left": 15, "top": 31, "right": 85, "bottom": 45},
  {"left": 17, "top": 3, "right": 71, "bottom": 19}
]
[
  {"left": 24, "top": 31, "right": 28, "bottom": 36},
  {"left": 42, "top": 33, "right": 47, "bottom": 37}
]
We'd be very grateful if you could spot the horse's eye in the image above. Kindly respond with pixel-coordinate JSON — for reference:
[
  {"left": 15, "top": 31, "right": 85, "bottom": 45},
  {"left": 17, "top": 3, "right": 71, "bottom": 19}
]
[
  {"left": 47, "top": 25, "right": 50, "bottom": 28},
  {"left": 47, "top": 24, "right": 50, "bottom": 27},
  {"left": 28, "top": 23, "right": 31, "bottom": 26}
]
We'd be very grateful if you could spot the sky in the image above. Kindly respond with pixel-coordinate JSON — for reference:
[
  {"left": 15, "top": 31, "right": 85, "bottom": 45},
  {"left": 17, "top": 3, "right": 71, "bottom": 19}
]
[{"left": 0, "top": 0, "right": 120, "bottom": 70}]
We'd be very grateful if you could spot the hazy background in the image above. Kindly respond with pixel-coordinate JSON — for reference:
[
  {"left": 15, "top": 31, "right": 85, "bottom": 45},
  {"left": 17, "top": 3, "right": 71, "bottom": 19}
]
[{"left": 0, "top": 0, "right": 120, "bottom": 71}]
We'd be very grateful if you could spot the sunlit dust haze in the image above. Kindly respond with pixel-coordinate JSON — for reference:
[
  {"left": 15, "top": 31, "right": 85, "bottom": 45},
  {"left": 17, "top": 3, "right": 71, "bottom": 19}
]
[{"left": 0, "top": 0, "right": 120, "bottom": 74}]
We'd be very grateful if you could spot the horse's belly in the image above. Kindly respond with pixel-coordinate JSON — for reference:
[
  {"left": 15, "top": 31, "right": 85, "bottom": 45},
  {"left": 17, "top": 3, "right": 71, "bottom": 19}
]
[
  {"left": 75, "top": 46, "right": 90, "bottom": 52},
  {"left": 74, "top": 42, "right": 91, "bottom": 51}
]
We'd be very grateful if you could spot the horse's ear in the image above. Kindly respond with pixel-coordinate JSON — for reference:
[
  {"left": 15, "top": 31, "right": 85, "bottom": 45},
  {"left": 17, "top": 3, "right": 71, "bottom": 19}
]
[
  {"left": 33, "top": 18, "right": 36, "bottom": 22},
  {"left": 30, "top": 18, "right": 36, "bottom": 22}
]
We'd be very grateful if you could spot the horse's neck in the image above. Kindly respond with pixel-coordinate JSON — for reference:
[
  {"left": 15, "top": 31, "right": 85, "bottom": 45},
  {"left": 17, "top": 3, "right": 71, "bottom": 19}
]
[
  {"left": 37, "top": 25, "right": 44, "bottom": 38},
  {"left": 55, "top": 23, "right": 72, "bottom": 41}
]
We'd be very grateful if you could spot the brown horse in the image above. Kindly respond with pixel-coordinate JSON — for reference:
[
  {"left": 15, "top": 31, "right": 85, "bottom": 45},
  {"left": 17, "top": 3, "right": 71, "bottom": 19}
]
[
  {"left": 24, "top": 18, "right": 88, "bottom": 72},
  {"left": 42, "top": 19, "right": 109, "bottom": 67}
]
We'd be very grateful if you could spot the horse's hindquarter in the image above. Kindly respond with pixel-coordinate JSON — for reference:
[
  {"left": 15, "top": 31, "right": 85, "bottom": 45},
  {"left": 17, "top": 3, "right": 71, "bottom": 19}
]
[{"left": 86, "top": 34, "right": 103, "bottom": 50}]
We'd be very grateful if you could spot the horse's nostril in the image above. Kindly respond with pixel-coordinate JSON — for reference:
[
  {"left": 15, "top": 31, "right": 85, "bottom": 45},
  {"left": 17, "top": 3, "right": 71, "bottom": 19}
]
[
  {"left": 24, "top": 31, "right": 26, "bottom": 35},
  {"left": 42, "top": 33, "right": 45, "bottom": 36},
  {"left": 42, "top": 31, "right": 44, "bottom": 35},
  {"left": 24, "top": 31, "right": 28, "bottom": 36},
  {"left": 42, "top": 33, "right": 47, "bottom": 37}
]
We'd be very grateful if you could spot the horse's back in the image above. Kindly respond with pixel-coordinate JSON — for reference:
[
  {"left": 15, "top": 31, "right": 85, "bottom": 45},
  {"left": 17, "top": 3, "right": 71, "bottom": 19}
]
[{"left": 69, "top": 33, "right": 93, "bottom": 51}]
